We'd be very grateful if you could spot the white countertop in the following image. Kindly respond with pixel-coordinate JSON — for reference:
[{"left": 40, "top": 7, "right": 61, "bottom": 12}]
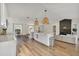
[{"left": 0, "top": 34, "right": 15, "bottom": 42}]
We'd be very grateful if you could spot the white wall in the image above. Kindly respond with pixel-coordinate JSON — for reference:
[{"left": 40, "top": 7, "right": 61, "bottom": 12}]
[
  {"left": 33, "top": 3, "right": 79, "bottom": 35},
  {"left": 3, "top": 3, "right": 79, "bottom": 35},
  {"left": 5, "top": 3, "right": 50, "bottom": 34},
  {"left": 7, "top": 17, "right": 28, "bottom": 34},
  {"left": 6, "top": 3, "right": 45, "bottom": 34},
  {"left": 46, "top": 3, "right": 79, "bottom": 35}
]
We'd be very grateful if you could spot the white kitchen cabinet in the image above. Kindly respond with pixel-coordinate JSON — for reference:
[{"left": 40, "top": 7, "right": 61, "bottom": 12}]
[
  {"left": 56, "top": 35, "right": 76, "bottom": 44},
  {"left": 0, "top": 35, "right": 16, "bottom": 56}
]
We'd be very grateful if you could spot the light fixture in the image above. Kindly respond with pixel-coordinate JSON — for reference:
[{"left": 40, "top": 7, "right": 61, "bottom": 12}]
[
  {"left": 34, "top": 18, "right": 39, "bottom": 25},
  {"left": 42, "top": 9, "right": 49, "bottom": 24}
]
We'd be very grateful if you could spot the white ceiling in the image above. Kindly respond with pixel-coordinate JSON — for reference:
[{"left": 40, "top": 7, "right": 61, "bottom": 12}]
[
  {"left": 6, "top": 3, "right": 44, "bottom": 18},
  {"left": 5, "top": 3, "right": 79, "bottom": 23}
]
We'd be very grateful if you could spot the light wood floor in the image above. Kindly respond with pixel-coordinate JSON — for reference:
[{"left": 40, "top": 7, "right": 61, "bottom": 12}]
[{"left": 16, "top": 35, "right": 79, "bottom": 56}]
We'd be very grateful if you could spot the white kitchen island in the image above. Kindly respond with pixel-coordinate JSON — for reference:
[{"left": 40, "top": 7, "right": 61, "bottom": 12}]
[
  {"left": 34, "top": 33, "right": 55, "bottom": 47},
  {"left": 0, "top": 34, "right": 16, "bottom": 56}
]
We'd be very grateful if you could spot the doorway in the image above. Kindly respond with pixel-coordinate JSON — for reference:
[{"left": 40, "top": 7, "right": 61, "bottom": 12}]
[{"left": 13, "top": 24, "right": 23, "bottom": 35}]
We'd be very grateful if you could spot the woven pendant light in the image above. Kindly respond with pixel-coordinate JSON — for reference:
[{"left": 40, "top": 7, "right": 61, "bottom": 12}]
[{"left": 42, "top": 9, "right": 49, "bottom": 24}]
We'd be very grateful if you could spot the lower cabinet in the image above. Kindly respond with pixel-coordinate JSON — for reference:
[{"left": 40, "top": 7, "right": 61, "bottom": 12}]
[
  {"left": 56, "top": 35, "right": 76, "bottom": 44},
  {"left": 34, "top": 33, "right": 55, "bottom": 47}
]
